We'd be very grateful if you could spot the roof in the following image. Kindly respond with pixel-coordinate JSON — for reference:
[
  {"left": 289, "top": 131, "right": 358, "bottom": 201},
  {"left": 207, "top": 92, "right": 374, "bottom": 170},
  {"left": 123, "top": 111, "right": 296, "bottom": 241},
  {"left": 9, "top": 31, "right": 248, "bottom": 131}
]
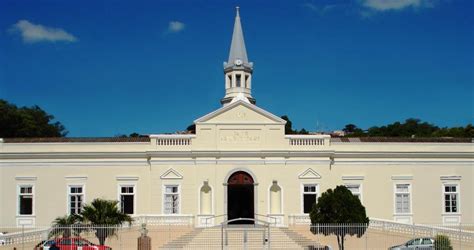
[
  {"left": 227, "top": 7, "right": 249, "bottom": 66},
  {"left": 2, "top": 137, "right": 150, "bottom": 143},
  {"left": 331, "top": 137, "right": 472, "bottom": 143}
]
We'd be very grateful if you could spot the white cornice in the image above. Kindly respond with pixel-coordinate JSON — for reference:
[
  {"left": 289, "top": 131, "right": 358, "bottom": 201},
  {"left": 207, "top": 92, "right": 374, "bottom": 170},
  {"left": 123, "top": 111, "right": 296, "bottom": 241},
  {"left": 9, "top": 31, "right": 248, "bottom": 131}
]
[
  {"left": 440, "top": 175, "right": 462, "bottom": 181},
  {"left": 342, "top": 175, "right": 365, "bottom": 180},
  {"left": 333, "top": 160, "right": 473, "bottom": 165},
  {"left": 391, "top": 175, "right": 413, "bottom": 180},
  {"left": 65, "top": 176, "right": 88, "bottom": 181},
  {"left": 194, "top": 99, "right": 286, "bottom": 124},
  {"left": 15, "top": 176, "right": 37, "bottom": 181},
  {"left": 116, "top": 176, "right": 139, "bottom": 181},
  {"left": 0, "top": 160, "right": 147, "bottom": 167}
]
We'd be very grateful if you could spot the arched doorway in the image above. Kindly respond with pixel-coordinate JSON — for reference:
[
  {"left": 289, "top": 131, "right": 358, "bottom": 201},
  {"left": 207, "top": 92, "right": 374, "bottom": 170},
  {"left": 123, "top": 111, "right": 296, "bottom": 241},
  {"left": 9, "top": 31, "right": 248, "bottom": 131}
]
[{"left": 227, "top": 171, "right": 254, "bottom": 224}]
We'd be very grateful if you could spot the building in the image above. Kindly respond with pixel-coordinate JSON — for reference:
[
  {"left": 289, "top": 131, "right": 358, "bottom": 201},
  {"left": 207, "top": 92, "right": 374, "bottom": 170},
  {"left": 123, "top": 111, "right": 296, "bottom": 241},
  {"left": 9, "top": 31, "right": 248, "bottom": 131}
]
[{"left": 0, "top": 8, "right": 472, "bottom": 228}]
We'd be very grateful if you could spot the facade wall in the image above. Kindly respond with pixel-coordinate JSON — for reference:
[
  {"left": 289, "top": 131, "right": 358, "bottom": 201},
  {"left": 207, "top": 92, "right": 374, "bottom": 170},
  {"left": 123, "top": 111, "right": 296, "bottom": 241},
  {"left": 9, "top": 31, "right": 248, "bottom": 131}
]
[{"left": 1, "top": 152, "right": 472, "bottom": 226}]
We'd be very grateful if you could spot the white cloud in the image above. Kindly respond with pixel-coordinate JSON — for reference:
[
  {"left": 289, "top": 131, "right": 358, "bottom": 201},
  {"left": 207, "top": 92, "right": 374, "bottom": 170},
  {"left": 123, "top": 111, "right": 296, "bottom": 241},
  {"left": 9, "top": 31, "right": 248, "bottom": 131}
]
[
  {"left": 302, "top": 3, "right": 342, "bottom": 15},
  {"left": 361, "top": 0, "right": 433, "bottom": 11},
  {"left": 9, "top": 20, "right": 77, "bottom": 43},
  {"left": 168, "top": 21, "right": 185, "bottom": 33}
]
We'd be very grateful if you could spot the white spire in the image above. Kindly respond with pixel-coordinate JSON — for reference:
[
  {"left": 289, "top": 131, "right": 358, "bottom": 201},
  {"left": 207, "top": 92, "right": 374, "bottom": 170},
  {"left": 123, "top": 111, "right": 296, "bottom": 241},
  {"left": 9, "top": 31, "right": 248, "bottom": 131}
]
[{"left": 227, "top": 6, "right": 249, "bottom": 65}]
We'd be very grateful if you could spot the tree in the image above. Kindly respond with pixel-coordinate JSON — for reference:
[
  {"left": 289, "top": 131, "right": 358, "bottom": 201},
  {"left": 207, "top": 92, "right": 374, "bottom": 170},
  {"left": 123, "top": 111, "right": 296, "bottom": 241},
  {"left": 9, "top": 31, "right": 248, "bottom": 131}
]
[
  {"left": 281, "top": 115, "right": 294, "bottom": 134},
  {"left": 50, "top": 214, "right": 81, "bottom": 238},
  {"left": 310, "top": 186, "right": 369, "bottom": 250},
  {"left": 342, "top": 124, "right": 365, "bottom": 136},
  {"left": 434, "top": 234, "right": 453, "bottom": 250},
  {"left": 77, "top": 199, "right": 132, "bottom": 245},
  {"left": 0, "top": 99, "right": 68, "bottom": 137},
  {"left": 281, "top": 115, "right": 309, "bottom": 134}
]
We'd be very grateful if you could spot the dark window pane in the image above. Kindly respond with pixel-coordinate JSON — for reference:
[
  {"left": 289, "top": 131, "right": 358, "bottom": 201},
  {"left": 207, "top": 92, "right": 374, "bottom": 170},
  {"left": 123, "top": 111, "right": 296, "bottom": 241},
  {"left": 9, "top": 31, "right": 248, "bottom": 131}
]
[
  {"left": 303, "top": 194, "right": 316, "bottom": 213},
  {"left": 20, "top": 196, "right": 33, "bottom": 215},
  {"left": 122, "top": 195, "right": 134, "bottom": 214}
]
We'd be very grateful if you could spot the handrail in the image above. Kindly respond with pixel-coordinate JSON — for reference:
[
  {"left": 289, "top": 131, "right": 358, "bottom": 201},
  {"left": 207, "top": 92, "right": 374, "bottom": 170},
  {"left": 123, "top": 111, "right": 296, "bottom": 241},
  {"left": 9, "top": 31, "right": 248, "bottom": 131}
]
[
  {"left": 203, "top": 214, "right": 227, "bottom": 227},
  {"left": 254, "top": 213, "right": 278, "bottom": 225},
  {"left": 222, "top": 218, "right": 271, "bottom": 226}
]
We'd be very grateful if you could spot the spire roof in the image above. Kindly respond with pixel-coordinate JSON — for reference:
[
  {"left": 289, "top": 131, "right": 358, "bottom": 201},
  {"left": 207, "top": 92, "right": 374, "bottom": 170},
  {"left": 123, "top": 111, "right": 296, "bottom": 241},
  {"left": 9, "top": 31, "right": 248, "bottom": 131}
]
[{"left": 227, "top": 6, "right": 248, "bottom": 65}]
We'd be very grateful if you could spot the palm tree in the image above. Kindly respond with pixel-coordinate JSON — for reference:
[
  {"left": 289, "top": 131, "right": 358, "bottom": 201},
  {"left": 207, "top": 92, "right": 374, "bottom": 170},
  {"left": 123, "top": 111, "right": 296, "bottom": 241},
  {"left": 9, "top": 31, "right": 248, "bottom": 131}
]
[
  {"left": 77, "top": 199, "right": 133, "bottom": 245},
  {"left": 50, "top": 214, "right": 80, "bottom": 238}
]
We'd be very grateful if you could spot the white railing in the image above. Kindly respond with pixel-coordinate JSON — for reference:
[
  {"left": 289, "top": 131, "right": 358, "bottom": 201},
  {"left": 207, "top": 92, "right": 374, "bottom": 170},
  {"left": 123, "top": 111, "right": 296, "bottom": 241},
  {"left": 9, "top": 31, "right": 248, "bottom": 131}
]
[
  {"left": 132, "top": 214, "right": 194, "bottom": 226},
  {"left": 286, "top": 135, "right": 330, "bottom": 146},
  {"left": 370, "top": 218, "right": 474, "bottom": 243},
  {"left": 150, "top": 134, "right": 195, "bottom": 146},
  {"left": 288, "top": 214, "right": 311, "bottom": 225}
]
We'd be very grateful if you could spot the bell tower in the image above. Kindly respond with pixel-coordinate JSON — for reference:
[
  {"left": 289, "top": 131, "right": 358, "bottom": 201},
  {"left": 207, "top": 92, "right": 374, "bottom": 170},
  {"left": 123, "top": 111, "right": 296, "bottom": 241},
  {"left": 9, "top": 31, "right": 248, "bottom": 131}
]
[{"left": 221, "top": 7, "right": 255, "bottom": 106}]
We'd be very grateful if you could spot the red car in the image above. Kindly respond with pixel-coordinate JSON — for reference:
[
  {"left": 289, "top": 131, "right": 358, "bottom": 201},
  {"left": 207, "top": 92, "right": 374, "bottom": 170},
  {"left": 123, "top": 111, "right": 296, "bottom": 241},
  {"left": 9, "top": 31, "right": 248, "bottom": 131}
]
[{"left": 34, "top": 237, "right": 111, "bottom": 250}]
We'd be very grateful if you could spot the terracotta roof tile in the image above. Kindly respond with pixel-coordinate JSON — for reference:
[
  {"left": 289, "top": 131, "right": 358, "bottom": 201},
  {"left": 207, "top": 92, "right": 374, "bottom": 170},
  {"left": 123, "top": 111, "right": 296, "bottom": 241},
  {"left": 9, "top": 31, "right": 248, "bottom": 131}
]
[{"left": 3, "top": 137, "right": 150, "bottom": 143}]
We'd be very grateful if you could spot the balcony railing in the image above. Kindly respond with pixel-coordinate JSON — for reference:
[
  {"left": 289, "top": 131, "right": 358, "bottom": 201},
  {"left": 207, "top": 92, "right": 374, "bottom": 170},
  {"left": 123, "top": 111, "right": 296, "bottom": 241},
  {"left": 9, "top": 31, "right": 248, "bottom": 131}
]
[
  {"left": 150, "top": 134, "right": 195, "bottom": 148},
  {"left": 286, "top": 135, "right": 330, "bottom": 147}
]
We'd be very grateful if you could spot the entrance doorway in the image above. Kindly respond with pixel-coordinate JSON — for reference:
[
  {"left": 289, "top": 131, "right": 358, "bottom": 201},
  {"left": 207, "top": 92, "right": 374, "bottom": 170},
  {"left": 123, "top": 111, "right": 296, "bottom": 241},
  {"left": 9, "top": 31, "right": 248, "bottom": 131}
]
[{"left": 227, "top": 171, "right": 254, "bottom": 224}]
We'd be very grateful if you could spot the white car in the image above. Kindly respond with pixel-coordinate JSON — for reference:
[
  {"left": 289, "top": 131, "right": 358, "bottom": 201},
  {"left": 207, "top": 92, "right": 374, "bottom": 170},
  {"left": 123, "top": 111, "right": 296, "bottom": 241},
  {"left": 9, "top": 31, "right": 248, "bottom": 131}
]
[
  {"left": 389, "top": 237, "right": 434, "bottom": 250},
  {"left": 0, "top": 232, "right": 6, "bottom": 245}
]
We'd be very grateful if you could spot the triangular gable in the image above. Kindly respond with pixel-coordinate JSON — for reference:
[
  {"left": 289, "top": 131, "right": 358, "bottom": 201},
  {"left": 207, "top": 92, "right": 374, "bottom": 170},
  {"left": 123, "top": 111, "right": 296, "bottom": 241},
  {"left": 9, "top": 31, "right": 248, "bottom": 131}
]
[
  {"left": 194, "top": 100, "right": 286, "bottom": 124},
  {"left": 160, "top": 168, "right": 183, "bottom": 180},
  {"left": 298, "top": 168, "right": 321, "bottom": 179}
]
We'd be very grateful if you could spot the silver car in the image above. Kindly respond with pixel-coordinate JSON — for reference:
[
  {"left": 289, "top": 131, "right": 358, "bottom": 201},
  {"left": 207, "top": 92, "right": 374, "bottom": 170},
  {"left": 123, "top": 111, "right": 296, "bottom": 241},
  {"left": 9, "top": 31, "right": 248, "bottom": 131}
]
[{"left": 389, "top": 237, "right": 434, "bottom": 250}]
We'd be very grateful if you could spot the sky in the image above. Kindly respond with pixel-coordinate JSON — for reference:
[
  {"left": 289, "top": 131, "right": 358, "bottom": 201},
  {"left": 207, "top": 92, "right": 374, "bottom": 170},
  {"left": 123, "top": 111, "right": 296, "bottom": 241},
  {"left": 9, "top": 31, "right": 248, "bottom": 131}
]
[{"left": 1, "top": 0, "right": 473, "bottom": 136}]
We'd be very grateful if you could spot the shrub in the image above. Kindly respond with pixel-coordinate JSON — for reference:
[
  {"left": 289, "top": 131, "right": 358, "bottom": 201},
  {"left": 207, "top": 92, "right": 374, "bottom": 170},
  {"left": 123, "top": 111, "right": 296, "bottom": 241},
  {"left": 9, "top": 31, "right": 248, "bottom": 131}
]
[{"left": 434, "top": 234, "right": 453, "bottom": 250}]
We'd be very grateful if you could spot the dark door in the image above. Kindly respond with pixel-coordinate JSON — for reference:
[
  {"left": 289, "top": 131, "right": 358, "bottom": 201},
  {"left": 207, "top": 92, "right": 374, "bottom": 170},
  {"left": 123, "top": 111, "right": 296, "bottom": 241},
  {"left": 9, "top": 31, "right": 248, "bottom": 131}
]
[{"left": 227, "top": 171, "right": 254, "bottom": 224}]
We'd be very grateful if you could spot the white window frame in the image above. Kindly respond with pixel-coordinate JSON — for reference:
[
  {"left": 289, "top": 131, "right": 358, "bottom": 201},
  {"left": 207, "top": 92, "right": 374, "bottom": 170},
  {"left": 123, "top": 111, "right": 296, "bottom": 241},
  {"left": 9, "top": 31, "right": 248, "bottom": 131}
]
[
  {"left": 442, "top": 183, "right": 461, "bottom": 214},
  {"left": 344, "top": 183, "right": 363, "bottom": 203},
  {"left": 162, "top": 184, "right": 181, "bottom": 214},
  {"left": 67, "top": 184, "right": 85, "bottom": 215},
  {"left": 17, "top": 184, "right": 35, "bottom": 216},
  {"left": 117, "top": 184, "right": 136, "bottom": 215},
  {"left": 394, "top": 183, "right": 412, "bottom": 215},
  {"left": 301, "top": 184, "right": 319, "bottom": 214}
]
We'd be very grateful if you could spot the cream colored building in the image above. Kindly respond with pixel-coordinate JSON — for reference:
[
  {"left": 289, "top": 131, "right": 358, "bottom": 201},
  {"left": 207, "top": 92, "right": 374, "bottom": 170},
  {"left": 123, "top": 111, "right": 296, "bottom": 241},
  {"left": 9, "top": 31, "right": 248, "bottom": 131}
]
[{"left": 0, "top": 8, "right": 473, "bottom": 228}]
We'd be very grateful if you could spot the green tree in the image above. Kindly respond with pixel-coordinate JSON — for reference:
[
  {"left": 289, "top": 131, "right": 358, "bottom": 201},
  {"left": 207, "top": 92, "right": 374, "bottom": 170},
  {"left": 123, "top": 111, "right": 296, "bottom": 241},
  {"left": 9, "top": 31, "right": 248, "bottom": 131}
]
[
  {"left": 434, "top": 234, "right": 453, "bottom": 250},
  {"left": 77, "top": 199, "right": 133, "bottom": 245},
  {"left": 0, "top": 99, "right": 68, "bottom": 137},
  {"left": 281, "top": 115, "right": 294, "bottom": 134},
  {"left": 50, "top": 214, "right": 81, "bottom": 238},
  {"left": 342, "top": 124, "right": 365, "bottom": 136},
  {"left": 310, "top": 186, "right": 369, "bottom": 250}
]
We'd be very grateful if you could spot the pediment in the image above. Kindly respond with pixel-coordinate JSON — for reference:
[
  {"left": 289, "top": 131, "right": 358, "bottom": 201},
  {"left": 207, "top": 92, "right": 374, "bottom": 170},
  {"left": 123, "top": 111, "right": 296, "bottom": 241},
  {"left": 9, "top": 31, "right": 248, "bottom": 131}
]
[
  {"left": 160, "top": 168, "right": 183, "bottom": 180},
  {"left": 298, "top": 168, "right": 321, "bottom": 179},
  {"left": 194, "top": 100, "right": 286, "bottom": 125}
]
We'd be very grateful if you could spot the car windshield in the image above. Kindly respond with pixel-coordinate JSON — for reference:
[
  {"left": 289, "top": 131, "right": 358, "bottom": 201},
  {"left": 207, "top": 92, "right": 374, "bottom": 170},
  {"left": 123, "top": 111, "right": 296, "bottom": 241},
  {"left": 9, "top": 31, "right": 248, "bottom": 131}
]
[
  {"left": 44, "top": 240, "right": 56, "bottom": 246},
  {"left": 76, "top": 239, "right": 92, "bottom": 246}
]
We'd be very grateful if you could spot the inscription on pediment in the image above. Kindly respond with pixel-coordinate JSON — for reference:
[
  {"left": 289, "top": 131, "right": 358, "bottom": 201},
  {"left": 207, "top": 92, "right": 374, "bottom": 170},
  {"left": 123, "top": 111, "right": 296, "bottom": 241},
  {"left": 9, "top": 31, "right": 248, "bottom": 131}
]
[{"left": 219, "top": 130, "right": 260, "bottom": 144}]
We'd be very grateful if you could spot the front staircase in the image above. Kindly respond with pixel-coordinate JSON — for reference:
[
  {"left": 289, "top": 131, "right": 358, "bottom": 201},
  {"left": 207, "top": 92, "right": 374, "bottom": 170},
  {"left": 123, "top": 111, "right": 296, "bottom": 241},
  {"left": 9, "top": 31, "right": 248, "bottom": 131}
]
[{"left": 161, "top": 226, "right": 325, "bottom": 249}]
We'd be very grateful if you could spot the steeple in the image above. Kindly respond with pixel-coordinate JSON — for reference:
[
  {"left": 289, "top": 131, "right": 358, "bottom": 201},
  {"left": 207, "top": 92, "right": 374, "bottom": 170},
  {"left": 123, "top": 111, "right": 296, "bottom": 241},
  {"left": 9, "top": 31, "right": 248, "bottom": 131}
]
[
  {"left": 221, "top": 7, "right": 255, "bottom": 106},
  {"left": 227, "top": 7, "right": 248, "bottom": 66}
]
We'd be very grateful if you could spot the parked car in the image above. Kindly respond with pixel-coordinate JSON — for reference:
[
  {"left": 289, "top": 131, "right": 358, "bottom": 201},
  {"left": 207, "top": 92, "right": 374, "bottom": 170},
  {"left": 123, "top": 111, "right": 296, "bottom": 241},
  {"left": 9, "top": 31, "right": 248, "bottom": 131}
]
[
  {"left": 0, "top": 232, "right": 6, "bottom": 245},
  {"left": 34, "top": 239, "right": 56, "bottom": 250},
  {"left": 34, "top": 238, "right": 111, "bottom": 250},
  {"left": 389, "top": 237, "right": 434, "bottom": 250}
]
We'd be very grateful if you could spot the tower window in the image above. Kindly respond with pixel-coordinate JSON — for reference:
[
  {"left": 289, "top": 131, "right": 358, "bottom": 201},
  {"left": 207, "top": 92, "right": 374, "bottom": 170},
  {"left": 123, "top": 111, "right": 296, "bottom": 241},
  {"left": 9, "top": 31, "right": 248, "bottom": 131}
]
[
  {"left": 245, "top": 75, "right": 249, "bottom": 88},
  {"left": 236, "top": 74, "right": 241, "bottom": 87}
]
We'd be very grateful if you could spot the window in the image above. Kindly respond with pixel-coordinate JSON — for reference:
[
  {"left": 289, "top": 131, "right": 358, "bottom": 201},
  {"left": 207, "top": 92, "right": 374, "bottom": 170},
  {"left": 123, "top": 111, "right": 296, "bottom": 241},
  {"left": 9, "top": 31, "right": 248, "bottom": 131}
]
[
  {"left": 120, "top": 185, "right": 135, "bottom": 214},
  {"left": 345, "top": 184, "right": 361, "bottom": 200},
  {"left": 68, "top": 185, "right": 84, "bottom": 215},
  {"left": 236, "top": 74, "right": 241, "bottom": 87},
  {"left": 395, "top": 184, "right": 411, "bottom": 214},
  {"left": 164, "top": 185, "right": 179, "bottom": 214},
  {"left": 444, "top": 184, "right": 459, "bottom": 213},
  {"left": 18, "top": 186, "right": 33, "bottom": 215},
  {"left": 302, "top": 184, "right": 318, "bottom": 214}
]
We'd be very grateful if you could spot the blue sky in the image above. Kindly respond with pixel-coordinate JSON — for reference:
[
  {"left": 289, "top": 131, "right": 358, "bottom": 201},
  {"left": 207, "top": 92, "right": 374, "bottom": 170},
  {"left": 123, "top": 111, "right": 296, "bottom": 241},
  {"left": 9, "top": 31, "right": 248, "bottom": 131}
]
[{"left": 1, "top": 0, "right": 473, "bottom": 136}]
